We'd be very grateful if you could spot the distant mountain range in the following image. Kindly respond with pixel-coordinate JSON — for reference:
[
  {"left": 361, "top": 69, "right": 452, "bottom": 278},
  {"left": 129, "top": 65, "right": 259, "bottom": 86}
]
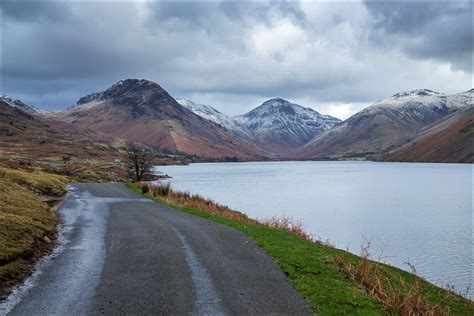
[
  {"left": 1, "top": 80, "right": 472, "bottom": 163},
  {"left": 178, "top": 97, "right": 340, "bottom": 154}
]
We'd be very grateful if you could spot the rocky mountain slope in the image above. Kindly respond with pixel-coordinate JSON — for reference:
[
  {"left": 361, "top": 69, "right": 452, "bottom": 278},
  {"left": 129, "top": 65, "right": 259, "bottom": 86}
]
[
  {"left": 235, "top": 98, "right": 341, "bottom": 154},
  {"left": 0, "top": 94, "right": 43, "bottom": 115},
  {"left": 290, "top": 89, "right": 472, "bottom": 160},
  {"left": 0, "top": 100, "right": 117, "bottom": 160},
  {"left": 175, "top": 98, "right": 253, "bottom": 141},
  {"left": 52, "top": 79, "right": 267, "bottom": 160}
]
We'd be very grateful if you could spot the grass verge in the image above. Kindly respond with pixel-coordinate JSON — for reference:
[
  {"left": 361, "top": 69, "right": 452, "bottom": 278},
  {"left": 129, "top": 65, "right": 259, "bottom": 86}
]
[
  {"left": 0, "top": 166, "right": 68, "bottom": 298},
  {"left": 126, "top": 182, "right": 473, "bottom": 315}
]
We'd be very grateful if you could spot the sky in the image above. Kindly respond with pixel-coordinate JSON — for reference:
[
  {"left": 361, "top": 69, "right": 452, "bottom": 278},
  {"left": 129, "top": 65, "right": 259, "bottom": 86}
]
[{"left": 1, "top": 0, "right": 472, "bottom": 120}]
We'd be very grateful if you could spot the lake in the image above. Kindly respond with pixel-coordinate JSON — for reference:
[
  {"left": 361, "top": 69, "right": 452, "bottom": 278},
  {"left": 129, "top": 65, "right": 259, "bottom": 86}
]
[{"left": 156, "top": 161, "right": 473, "bottom": 297}]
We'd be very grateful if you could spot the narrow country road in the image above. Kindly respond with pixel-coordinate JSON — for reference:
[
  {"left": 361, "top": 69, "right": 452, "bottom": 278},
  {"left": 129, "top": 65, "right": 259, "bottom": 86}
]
[{"left": 5, "top": 183, "right": 312, "bottom": 315}]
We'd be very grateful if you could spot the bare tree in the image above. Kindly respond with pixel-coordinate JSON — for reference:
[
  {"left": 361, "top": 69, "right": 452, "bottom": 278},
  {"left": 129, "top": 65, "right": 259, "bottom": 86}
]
[{"left": 123, "top": 141, "right": 154, "bottom": 182}]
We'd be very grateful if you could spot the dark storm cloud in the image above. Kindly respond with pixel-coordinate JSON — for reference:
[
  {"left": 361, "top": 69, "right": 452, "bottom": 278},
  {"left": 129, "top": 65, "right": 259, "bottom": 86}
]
[
  {"left": 0, "top": 0, "right": 471, "bottom": 118},
  {"left": 364, "top": 0, "right": 472, "bottom": 72},
  {"left": 1, "top": 0, "right": 71, "bottom": 22}
]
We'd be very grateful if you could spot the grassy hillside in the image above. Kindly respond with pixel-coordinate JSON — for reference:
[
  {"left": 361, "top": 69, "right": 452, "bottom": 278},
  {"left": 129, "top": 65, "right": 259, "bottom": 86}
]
[
  {"left": 127, "top": 183, "right": 473, "bottom": 315},
  {"left": 0, "top": 167, "right": 68, "bottom": 298}
]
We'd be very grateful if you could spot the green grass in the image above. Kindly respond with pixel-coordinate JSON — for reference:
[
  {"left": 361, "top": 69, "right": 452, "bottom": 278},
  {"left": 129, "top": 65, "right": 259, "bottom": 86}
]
[
  {"left": 126, "top": 182, "right": 473, "bottom": 315},
  {"left": 0, "top": 167, "right": 68, "bottom": 298}
]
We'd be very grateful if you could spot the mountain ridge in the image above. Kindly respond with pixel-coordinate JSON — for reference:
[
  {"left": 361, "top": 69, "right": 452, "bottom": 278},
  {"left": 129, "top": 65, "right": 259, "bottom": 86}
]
[
  {"left": 51, "top": 79, "right": 268, "bottom": 160},
  {"left": 289, "top": 89, "right": 473, "bottom": 160},
  {"left": 0, "top": 94, "right": 44, "bottom": 115},
  {"left": 3, "top": 80, "right": 471, "bottom": 163}
]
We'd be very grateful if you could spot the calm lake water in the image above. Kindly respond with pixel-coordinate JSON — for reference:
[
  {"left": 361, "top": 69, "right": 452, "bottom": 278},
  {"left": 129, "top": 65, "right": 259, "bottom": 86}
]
[{"left": 157, "top": 161, "right": 473, "bottom": 297}]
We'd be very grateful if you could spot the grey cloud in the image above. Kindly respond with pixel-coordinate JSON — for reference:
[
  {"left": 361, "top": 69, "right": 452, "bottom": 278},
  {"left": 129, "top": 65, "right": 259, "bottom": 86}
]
[
  {"left": 1, "top": 0, "right": 72, "bottom": 22},
  {"left": 364, "top": 0, "right": 472, "bottom": 72},
  {"left": 0, "top": 1, "right": 471, "bottom": 116}
]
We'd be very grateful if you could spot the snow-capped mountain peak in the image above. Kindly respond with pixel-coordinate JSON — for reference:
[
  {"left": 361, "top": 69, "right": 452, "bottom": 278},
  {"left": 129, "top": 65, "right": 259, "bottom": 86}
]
[
  {"left": 369, "top": 88, "right": 471, "bottom": 113},
  {"left": 392, "top": 89, "right": 441, "bottom": 98},
  {"left": 234, "top": 98, "right": 341, "bottom": 153},
  {"left": 0, "top": 94, "right": 43, "bottom": 115},
  {"left": 235, "top": 98, "right": 340, "bottom": 132}
]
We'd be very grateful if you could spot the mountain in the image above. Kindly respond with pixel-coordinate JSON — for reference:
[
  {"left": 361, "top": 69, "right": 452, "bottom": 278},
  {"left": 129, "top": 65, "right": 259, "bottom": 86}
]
[
  {"left": 0, "top": 94, "right": 43, "bottom": 115},
  {"left": 0, "top": 100, "right": 117, "bottom": 160},
  {"left": 235, "top": 98, "right": 341, "bottom": 154},
  {"left": 290, "top": 89, "right": 472, "bottom": 160},
  {"left": 382, "top": 91, "right": 473, "bottom": 163},
  {"left": 175, "top": 98, "right": 252, "bottom": 140},
  {"left": 52, "top": 79, "right": 267, "bottom": 160}
]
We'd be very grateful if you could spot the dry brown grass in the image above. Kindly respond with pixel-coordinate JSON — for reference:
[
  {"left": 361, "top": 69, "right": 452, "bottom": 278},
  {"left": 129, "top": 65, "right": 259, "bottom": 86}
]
[
  {"left": 332, "top": 243, "right": 451, "bottom": 315},
  {"left": 259, "top": 215, "right": 313, "bottom": 241},
  {"left": 142, "top": 182, "right": 333, "bottom": 245},
  {"left": 143, "top": 182, "right": 259, "bottom": 223},
  {"left": 141, "top": 182, "right": 325, "bottom": 239},
  {"left": 0, "top": 167, "right": 68, "bottom": 298},
  {"left": 141, "top": 182, "right": 334, "bottom": 244},
  {"left": 0, "top": 166, "right": 68, "bottom": 197}
]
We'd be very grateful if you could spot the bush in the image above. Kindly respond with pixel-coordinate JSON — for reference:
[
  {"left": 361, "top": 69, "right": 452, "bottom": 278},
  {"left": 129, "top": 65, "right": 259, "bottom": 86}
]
[{"left": 150, "top": 182, "right": 170, "bottom": 197}]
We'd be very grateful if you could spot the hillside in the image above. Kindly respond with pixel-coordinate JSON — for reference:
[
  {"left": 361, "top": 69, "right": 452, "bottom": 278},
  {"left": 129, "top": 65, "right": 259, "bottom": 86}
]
[
  {"left": 0, "top": 100, "right": 117, "bottom": 161},
  {"left": 290, "top": 89, "right": 472, "bottom": 160},
  {"left": 52, "top": 79, "right": 267, "bottom": 160},
  {"left": 382, "top": 106, "right": 473, "bottom": 163},
  {"left": 0, "top": 94, "right": 43, "bottom": 116}
]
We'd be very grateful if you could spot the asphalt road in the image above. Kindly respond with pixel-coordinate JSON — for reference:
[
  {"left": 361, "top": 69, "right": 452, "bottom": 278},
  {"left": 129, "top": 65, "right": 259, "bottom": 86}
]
[{"left": 6, "top": 183, "right": 312, "bottom": 315}]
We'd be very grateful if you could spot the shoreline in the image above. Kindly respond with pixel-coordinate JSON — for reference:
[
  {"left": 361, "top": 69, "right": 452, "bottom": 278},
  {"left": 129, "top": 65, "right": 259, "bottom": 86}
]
[
  {"left": 1, "top": 179, "right": 472, "bottom": 314},
  {"left": 154, "top": 161, "right": 472, "bottom": 295},
  {"left": 128, "top": 182, "right": 473, "bottom": 314},
  {"left": 159, "top": 159, "right": 474, "bottom": 166}
]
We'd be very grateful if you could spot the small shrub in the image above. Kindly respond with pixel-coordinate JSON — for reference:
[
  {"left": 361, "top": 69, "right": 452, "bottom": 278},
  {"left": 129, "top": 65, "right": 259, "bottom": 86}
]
[
  {"left": 149, "top": 182, "right": 170, "bottom": 197},
  {"left": 141, "top": 183, "right": 149, "bottom": 194},
  {"left": 260, "top": 215, "right": 312, "bottom": 241}
]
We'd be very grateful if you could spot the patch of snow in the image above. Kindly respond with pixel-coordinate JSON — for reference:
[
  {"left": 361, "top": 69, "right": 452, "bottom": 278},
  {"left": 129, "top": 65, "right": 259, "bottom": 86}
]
[
  {"left": 176, "top": 98, "right": 251, "bottom": 137},
  {"left": 346, "top": 89, "right": 472, "bottom": 123},
  {"left": 235, "top": 98, "right": 341, "bottom": 136},
  {"left": 0, "top": 94, "right": 45, "bottom": 115},
  {"left": 67, "top": 100, "right": 105, "bottom": 111}
]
